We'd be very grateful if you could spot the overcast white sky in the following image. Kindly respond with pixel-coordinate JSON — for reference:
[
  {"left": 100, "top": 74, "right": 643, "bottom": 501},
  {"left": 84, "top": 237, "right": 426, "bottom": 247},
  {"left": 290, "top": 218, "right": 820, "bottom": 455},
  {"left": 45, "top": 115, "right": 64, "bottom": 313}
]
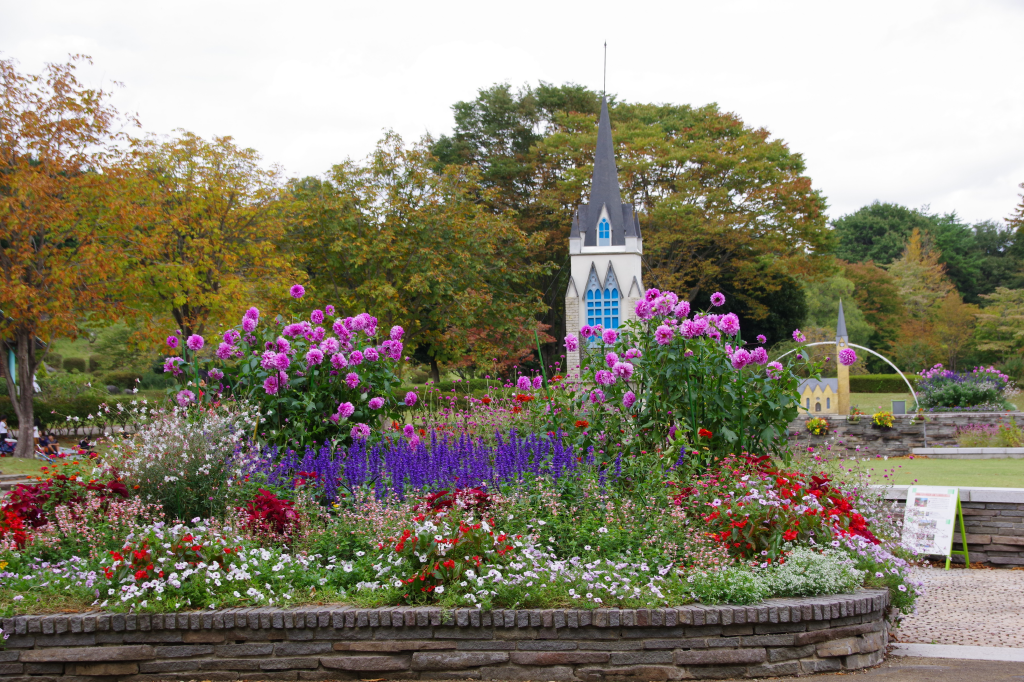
[{"left": 3, "top": 0, "right": 1023, "bottom": 224}]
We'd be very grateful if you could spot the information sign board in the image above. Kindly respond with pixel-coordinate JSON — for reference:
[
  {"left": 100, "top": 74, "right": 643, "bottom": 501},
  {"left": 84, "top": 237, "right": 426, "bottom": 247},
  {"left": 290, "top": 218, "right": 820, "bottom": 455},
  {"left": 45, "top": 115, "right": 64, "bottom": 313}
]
[{"left": 902, "top": 486, "right": 958, "bottom": 556}]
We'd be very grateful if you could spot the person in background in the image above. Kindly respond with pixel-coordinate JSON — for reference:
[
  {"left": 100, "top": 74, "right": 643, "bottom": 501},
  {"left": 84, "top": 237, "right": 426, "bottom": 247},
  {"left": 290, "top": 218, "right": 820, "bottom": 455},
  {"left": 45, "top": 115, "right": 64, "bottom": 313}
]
[{"left": 0, "top": 418, "right": 7, "bottom": 442}]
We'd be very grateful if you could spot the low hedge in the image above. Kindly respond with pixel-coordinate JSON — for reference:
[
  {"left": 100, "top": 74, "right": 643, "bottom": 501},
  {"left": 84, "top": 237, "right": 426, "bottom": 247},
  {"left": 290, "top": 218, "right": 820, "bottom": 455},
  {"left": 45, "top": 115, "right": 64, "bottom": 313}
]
[
  {"left": 850, "top": 374, "right": 919, "bottom": 393},
  {"left": 62, "top": 357, "right": 87, "bottom": 373},
  {"left": 0, "top": 394, "right": 143, "bottom": 431}
]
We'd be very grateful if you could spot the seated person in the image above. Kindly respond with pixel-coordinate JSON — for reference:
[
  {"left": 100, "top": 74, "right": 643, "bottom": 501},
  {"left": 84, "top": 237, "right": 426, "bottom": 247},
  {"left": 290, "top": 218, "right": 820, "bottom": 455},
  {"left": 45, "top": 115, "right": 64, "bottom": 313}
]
[
  {"left": 78, "top": 437, "right": 91, "bottom": 451},
  {"left": 39, "top": 432, "right": 60, "bottom": 456}
]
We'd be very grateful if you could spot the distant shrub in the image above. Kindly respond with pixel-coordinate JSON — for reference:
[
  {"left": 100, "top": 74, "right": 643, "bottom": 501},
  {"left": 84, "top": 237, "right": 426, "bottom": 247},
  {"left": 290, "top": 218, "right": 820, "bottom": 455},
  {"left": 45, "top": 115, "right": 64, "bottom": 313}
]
[
  {"left": 41, "top": 352, "right": 63, "bottom": 370},
  {"left": 88, "top": 354, "right": 105, "bottom": 373},
  {"left": 104, "top": 370, "right": 143, "bottom": 389},
  {"left": 849, "top": 374, "right": 918, "bottom": 393},
  {"left": 433, "top": 378, "right": 495, "bottom": 394},
  {"left": 139, "top": 371, "right": 174, "bottom": 390},
  {"left": 62, "top": 357, "right": 87, "bottom": 373}
]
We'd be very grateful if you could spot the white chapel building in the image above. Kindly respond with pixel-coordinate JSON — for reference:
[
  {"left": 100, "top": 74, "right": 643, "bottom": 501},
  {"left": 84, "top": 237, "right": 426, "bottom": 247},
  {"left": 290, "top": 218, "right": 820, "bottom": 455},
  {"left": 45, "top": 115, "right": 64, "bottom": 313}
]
[{"left": 565, "top": 97, "right": 645, "bottom": 376}]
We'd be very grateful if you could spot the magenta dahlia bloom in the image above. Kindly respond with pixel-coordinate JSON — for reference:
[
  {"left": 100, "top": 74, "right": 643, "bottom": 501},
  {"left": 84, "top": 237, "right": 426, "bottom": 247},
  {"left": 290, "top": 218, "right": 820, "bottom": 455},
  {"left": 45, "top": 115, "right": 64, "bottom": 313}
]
[
  {"left": 684, "top": 349, "right": 694, "bottom": 357},
  {"left": 319, "top": 338, "right": 340, "bottom": 355},
  {"left": 589, "top": 389, "right": 605, "bottom": 404},
  {"left": 363, "top": 347, "right": 379, "bottom": 362},
  {"left": 654, "top": 296, "right": 673, "bottom": 317},
  {"left": 274, "top": 352, "right": 291, "bottom": 370},
  {"left": 751, "top": 347, "right": 769, "bottom": 364},
  {"left": 579, "top": 325, "right": 594, "bottom": 339},
  {"left": 710, "top": 292, "right": 726, "bottom": 307},
  {"left": 175, "top": 389, "right": 196, "bottom": 407},
  {"left": 634, "top": 300, "right": 655, "bottom": 320},
  {"left": 216, "top": 342, "right": 235, "bottom": 360},
  {"left": 673, "top": 301, "right": 691, "bottom": 319},
  {"left": 624, "top": 347, "right": 642, "bottom": 360},
  {"left": 602, "top": 329, "right": 618, "bottom": 344},
  {"left": 839, "top": 348, "right": 858, "bottom": 366},
  {"left": 564, "top": 334, "right": 579, "bottom": 352},
  {"left": 350, "top": 423, "right": 370, "bottom": 438},
  {"left": 276, "top": 337, "right": 291, "bottom": 354},
  {"left": 263, "top": 375, "right": 280, "bottom": 395},
  {"left": 306, "top": 348, "right": 324, "bottom": 366},
  {"left": 325, "top": 305, "right": 336, "bottom": 316},
  {"left": 163, "top": 357, "right": 184, "bottom": 376},
  {"left": 244, "top": 307, "right": 260, "bottom": 320},
  {"left": 311, "top": 309, "right": 324, "bottom": 325},
  {"left": 337, "top": 401, "right": 355, "bottom": 418},
  {"left": 532, "top": 375, "right": 543, "bottom": 389},
  {"left": 385, "top": 340, "right": 403, "bottom": 360},
  {"left": 260, "top": 350, "right": 278, "bottom": 371},
  {"left": 718, "top": 313, "right": 740, "bottom": 336},
  {"left": 242, "top": 317, "right": 257, "bottom": 333},
  {"left": 330, "top": 353, "right": 347, "bottom": 369},
  {"left": 403, "top": 424, "right": 415, "bottom": 438},
  {"left": 730, "top": 348, "right": 751, "bottom": 370},
  {"left": 644, "top": 288, "right": 661, "bottom": 302},
  {"left": 595, "top": 370, "right": 616, "bottom": 386},
  {"left": 766, "top": 361, "right": 784, "bottom": 379},
  {"left": 348, "top": 350, "right": 363, "bottom": 365},
  {"left": 404, "top": 391, "right": 418, "bottom": 407},
  {"left": 516, "top": 376, "right": 531, "bottom": 391},
  {"left": 332, "top": 319, "right": 346, "bottom": 336},
  {"left": 612, "top": 361, "right": 634, "bottom": 380},
  {"left": 223, "top": 329, "right": 240, "bottom": 344},
  {"left": 756, "top": 334, "right": 767, "bottom": 344},
  {"left": 605, "top": 352, "right": 619, "bottom": 368},
  {"left": 208, "top": 368, "right": 224, "bottom": 381},
  {"left": 655, "top": 324, "right": 675, "bottom": 345},
  {"left": 166, "top": 335, "right": 180, "bottom": 349},
  {"left": 622, "top": 390, "right": 636, "bottom": 409},
  {"left": 290, "top": 284, "right": 305, "bottom": 299},
  {"left": 792, "top": 329, "right": 806, "bottom": 343},
  {"left": 390, "top": 325, "right": 404, "bottom": 341},
  {"left": 186, "top": 334, "right": 204, "bottom": 351},
  {"left": 345, "top": 372, "right": 360, "bottom": 389},
  {"left": 368, "top": 397, "right": 385, "bottom": 410}
]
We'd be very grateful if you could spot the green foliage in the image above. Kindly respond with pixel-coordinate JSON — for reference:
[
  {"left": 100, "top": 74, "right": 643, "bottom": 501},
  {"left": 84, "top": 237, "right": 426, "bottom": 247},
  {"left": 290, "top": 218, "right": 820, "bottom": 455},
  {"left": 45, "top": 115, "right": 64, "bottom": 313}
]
[
  {"left": 799, "top": 274, "right": 873, "bottom": 346},
  {"left": 849, "top": 375, "right": 919, "bottom": 393},
  {"left": 41, "top": 353, "right": 63, "bottom": 370},
  {"left": 62, "top": 357, "right": 86, "bottom": 373},
  {"left": 833, "top": 202, "right": 930, "bottom": 265},
  {"left": 975, "top": 288, "right": 1024, "bottom": 361}
]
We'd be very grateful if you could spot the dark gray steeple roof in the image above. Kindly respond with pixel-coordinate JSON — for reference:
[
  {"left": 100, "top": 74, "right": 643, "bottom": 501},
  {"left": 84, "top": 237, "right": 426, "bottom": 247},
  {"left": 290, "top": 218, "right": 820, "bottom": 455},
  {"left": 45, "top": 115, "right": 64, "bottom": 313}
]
[
  {"left": 836, "top": 299, "right": 848, "bottom": 342},
  {"left": 572, "top": 96, "right": 641, "bottom": 246}
]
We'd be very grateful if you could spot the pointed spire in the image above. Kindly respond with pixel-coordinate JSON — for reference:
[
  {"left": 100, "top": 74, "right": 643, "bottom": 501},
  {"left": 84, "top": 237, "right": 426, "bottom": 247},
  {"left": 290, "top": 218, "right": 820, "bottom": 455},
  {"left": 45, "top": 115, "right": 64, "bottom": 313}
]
[
  {"left": 588, "top": 96, "right": 625, "bottom": 227},
  {"left": 836, "top": 299, "right": 848, "bottom": 342}
]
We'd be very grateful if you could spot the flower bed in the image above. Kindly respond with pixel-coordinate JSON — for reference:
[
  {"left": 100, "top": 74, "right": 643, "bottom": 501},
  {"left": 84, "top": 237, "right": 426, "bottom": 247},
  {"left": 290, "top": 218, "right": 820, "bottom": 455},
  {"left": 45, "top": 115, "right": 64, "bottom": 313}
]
[{"left": 1, "top": 287, "right": 919, "bottom": 663}]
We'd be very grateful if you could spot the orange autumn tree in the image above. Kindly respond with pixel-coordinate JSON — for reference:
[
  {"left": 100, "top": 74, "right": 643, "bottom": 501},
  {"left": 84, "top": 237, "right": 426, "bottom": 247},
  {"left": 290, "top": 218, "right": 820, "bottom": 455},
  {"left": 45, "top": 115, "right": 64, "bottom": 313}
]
[{"left": 0, "top": 55, "right": 135, "bottom": 457}]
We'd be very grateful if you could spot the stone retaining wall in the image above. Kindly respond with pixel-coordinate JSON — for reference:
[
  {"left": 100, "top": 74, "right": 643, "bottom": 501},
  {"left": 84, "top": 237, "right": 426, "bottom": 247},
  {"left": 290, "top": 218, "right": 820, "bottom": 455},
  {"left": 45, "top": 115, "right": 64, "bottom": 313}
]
[
  {"left": 886, "top": 486, "right": 1024, "bottom": 566},
  {"left": 789, "top": 412, "right": 1024, "bottom": 457},
  {"left": 0, "top": 591, "right": 890, "bottom": 681}
]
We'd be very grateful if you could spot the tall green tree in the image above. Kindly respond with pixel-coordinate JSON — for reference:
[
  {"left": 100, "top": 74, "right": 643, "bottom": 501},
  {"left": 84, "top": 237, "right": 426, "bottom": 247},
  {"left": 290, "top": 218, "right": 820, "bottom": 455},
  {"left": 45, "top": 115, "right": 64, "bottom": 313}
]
[
  {"left": 799, "top": 273, "right": 873, "bottom": 345},
  {"left": 290, "top": 132, "right": 551, "bottom": 381}
]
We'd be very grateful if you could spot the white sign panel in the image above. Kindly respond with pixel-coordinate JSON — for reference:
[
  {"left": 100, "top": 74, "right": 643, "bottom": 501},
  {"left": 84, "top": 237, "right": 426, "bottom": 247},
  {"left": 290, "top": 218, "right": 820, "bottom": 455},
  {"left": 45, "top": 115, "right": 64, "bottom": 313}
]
[{"left": 902, "top": 486, "right": 959, "bottom": 556}]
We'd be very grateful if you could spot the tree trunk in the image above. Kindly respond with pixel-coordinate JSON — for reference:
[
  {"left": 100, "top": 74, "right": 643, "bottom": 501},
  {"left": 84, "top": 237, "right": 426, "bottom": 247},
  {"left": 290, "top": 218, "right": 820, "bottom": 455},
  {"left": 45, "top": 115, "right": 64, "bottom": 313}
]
[
  {"left": 429, "top": 357, "right": 440, "bottom": 384},
  {"left": 0, "top": 327, "right": 38, "bottom": 459}
]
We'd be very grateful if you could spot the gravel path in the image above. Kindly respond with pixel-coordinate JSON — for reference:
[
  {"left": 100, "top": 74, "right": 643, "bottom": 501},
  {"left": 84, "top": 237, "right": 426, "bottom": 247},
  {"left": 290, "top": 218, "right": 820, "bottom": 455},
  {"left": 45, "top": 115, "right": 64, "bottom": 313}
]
[{"left": 898, "top": 567, "right": 1024, "bottom": 648}]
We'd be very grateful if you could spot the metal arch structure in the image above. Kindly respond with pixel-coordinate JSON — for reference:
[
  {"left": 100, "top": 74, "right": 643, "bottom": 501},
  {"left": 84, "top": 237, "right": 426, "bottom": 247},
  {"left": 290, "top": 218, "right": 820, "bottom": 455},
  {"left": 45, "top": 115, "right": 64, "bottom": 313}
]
[{"left": 775, "top": 342, "right": 919, "bottom": 412}]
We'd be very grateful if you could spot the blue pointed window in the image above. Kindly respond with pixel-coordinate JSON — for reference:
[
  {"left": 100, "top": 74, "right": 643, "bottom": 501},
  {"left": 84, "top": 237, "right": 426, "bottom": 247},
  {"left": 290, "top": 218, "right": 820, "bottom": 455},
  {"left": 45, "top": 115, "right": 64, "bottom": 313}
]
[
  {"left": 598, "top": 217, "right": 610, "bottom": 245},
  {"left": 586, "top": 287, "right": 619, "bottom": 331}
]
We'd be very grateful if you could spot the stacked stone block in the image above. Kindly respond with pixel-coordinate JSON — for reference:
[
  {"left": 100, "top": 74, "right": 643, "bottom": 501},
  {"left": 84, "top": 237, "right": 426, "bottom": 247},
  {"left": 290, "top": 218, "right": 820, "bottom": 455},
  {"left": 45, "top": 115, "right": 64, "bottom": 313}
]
[
  {"left": 789, "top": 412, "right": 1024, "bottom": 458},
  {"left": 0, "top": 590, "right": 890, "bottom": 681}
]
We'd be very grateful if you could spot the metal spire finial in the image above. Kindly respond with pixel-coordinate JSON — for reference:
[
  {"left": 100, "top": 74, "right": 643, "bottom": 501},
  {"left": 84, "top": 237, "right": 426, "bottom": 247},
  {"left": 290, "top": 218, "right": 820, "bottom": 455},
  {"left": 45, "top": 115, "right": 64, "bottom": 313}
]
[{"left": 603, "top": 41, "right": 607, "bottom": 96}]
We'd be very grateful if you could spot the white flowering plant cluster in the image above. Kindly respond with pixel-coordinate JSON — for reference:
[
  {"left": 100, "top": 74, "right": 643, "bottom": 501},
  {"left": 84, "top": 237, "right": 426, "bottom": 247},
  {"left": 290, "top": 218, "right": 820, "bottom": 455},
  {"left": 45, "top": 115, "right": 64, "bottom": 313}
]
[
  {"left": 756, "top": 546, "right": 864, "bottom": 597},
  {"left": 103, "top": 402, "right": 260, "bottom": 522}
]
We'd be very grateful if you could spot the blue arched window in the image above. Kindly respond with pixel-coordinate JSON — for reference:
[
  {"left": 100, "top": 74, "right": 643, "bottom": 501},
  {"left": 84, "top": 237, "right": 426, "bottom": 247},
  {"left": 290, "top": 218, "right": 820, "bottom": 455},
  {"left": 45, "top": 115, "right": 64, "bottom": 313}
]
[
  {"left": 598, "top": 217, "right": 610, "bottom": 245},
  {"left": 587, "top": 287, "right": 619, "bottom": 330}
]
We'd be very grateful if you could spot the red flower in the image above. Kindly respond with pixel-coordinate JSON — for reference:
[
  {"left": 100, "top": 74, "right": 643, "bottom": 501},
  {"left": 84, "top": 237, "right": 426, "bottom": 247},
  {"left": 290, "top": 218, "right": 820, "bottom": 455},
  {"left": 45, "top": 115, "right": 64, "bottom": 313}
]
[
  {"left": 514, "top": 394, "right": 534, "bottom": 403},
  {"left": 481, "top": 396, "right": 492, "bottom": 405},
  {"left": 575, "top": 420, "right": 589, "bottom": 429},
  {"left": 698, "top": 428, "right": 713, "bottom": 439},
  {"left": 783, "top": 529, "right": 798, "bottom": 542}
]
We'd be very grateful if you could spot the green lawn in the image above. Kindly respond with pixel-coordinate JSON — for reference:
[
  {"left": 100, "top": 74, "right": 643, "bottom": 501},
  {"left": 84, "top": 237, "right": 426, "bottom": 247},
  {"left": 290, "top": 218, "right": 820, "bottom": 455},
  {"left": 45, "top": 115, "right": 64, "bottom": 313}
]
[
  {"left": 849, "top": 392, "right": 916, "bottom": 413},
  {"left": 0, "top": 456, "right": 61, "bottom": 477},
  {"left": 842, "top": 457, "right": 1024, "bottom": 488}
]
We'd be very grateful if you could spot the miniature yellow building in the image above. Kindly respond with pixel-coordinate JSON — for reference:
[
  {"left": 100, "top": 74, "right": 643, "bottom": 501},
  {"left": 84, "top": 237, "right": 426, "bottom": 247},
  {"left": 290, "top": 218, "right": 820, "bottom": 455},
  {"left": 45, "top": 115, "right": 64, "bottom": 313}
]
[{"left": 799, "top": 378, "right": 839, "bottom": 415}]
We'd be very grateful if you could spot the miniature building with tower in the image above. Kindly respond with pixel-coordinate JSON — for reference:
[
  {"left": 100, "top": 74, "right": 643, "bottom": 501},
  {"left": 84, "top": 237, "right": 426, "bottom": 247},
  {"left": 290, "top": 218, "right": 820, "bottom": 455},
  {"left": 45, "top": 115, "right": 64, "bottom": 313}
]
[{"left": 564, "top": 97, "right": 645, "bottom": 376}]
